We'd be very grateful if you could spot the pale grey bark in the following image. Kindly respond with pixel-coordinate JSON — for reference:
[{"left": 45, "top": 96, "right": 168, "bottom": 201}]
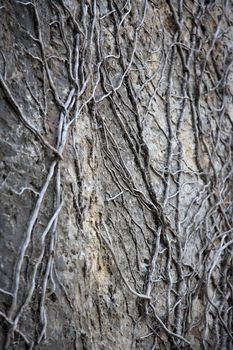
[{"left": 0, "top": 1, "right": 232, "bottom": 349}]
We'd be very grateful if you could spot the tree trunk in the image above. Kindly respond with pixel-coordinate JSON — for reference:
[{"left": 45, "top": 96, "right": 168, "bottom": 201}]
[{"left": 0, "top": 1, "right": 232, "bottom": 349}]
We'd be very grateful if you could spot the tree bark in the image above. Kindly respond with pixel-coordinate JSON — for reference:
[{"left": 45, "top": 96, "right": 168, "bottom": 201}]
[{"left": 0, "top": 1, "right": 232, "bottom": 349}]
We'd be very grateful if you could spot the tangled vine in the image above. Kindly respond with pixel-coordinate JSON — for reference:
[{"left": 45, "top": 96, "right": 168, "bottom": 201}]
[{"left": 0, "top": 0, "right": 232, "bottom": 349}]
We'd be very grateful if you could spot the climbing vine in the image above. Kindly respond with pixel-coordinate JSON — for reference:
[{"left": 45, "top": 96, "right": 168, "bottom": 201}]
[{"left": 0, "top": 0, "right": 232, "bottom": 349}]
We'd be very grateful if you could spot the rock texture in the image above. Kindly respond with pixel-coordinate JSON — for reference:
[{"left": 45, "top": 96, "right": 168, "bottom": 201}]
[{"left": 0, "top": 1, "right": 232, "bottom": 349}]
